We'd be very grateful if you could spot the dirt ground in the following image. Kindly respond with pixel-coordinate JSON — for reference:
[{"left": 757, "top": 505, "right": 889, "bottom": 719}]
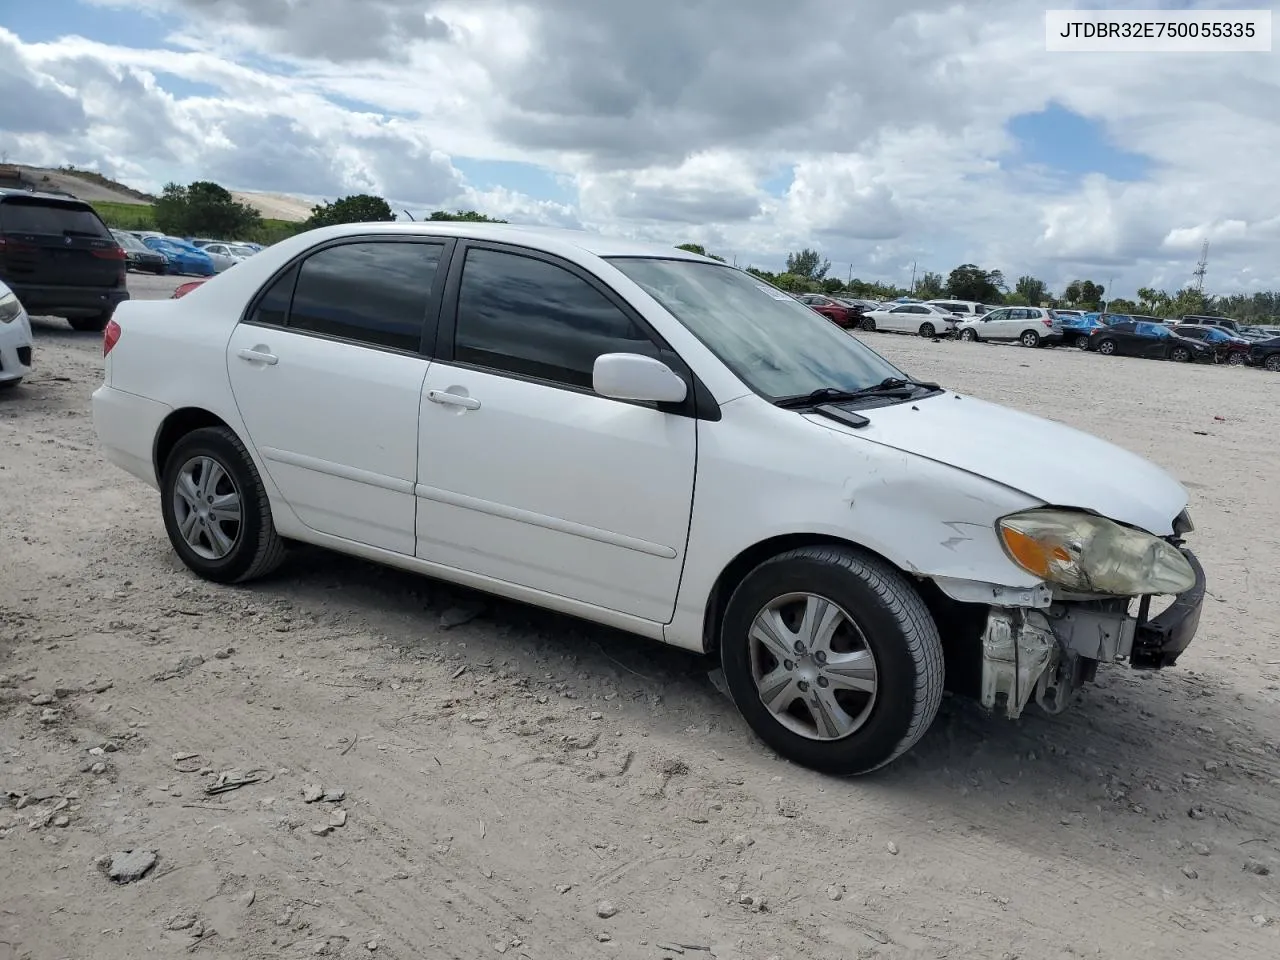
[{"left": 2, "top": 276, "right": 1279, "bottom": 960}]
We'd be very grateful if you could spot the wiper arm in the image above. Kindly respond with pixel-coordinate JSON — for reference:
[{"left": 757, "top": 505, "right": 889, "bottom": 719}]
[
  {"left": 842, "top": 376, "right": 941, "bottom": 397},
  {"left": 773, "top": 387, "right": 870, "bottom": 409}
]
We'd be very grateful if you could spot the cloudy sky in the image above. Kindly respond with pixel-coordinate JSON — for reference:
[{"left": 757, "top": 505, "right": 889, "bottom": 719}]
[{"left": 1, "top": 0, "right": 1276, "bottom": 297}]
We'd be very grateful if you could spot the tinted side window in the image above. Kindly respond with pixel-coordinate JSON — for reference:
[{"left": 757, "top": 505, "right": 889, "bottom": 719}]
[
  {"left": 0, "top": 199, "right": 111, "bottom": 237},
  {"left": 286, "top": 242, "right": 440, "bottom": 351},
  {"left": 250, "top": 263, "right": 299, "bottom": 327},
  {"left": 453, "top": 248, "right": 657, "bottom": 389}
]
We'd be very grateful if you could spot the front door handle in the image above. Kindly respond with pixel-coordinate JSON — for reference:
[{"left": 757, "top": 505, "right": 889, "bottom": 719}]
[
  {"left": 237, "top": 347, "right": 278, "bottom": 365},
  {"left": 427, "top": 389, "right": 480, "bottom": 410}
]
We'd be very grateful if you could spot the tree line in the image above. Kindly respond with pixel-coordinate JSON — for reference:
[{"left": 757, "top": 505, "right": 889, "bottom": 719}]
[{"left": 113, "top": 181, "right": 507, "bottom": 243}]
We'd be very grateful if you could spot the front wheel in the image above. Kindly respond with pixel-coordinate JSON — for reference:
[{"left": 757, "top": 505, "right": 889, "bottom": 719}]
[
  {"left": 68, "top": 313, "right": 110, "bottom": 332},
  {"left": 959, "top": 328, "right": 978, "bottom": 342},
  {"left": 160, "top": 426, "right": 286, "bottom": 584},
  {"left": 1074, "top": 334, "right": 1089, "bottom": 349},
  {"left": 860, "top": 317, "right": 876, "bottom": 332},
  {"left": 1265, "top": 354, "right": 1280, "bottom": 372},
  {"left": 1227, "top": 352, "right": 1245, "bottom": 366},
  {"left": 918, "top": 322, "right": 935, "bottom": 338},
  {"left": 1170, "top": 346, "right": 1191, "bottom": 363},
  {"left": 719, "top": 545, "right": 944, "bottom": 776},
  {"left": 1020, "top": 330, "right": 1041, "bottom": 348}
]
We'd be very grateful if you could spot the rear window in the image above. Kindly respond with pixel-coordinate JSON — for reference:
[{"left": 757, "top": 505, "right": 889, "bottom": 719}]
[{"left": 0, "top": 199, "right": 112, "bottom": 237}]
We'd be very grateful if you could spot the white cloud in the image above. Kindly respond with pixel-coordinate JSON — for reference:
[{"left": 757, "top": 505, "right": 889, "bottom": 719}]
[{"left": 4, "top": 2, "right": 1280, "bottom": 298}]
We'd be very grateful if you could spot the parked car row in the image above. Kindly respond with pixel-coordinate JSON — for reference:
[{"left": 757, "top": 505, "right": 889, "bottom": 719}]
[{"left": 793, "top": 292, "right": 1280, "bottom": 371}]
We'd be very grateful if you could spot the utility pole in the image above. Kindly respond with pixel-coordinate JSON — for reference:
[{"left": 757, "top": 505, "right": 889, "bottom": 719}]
[
  {"left": 909, "top": 260, "right": 917, "bottom": 294},
  {"left": 1193, "top": 239, "right": 1209, "bottom": 292}
]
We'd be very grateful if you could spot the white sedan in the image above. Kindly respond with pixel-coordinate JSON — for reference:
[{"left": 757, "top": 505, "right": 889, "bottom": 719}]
[
  {"left": 0, "top": 279, "right": 34, "bottom": 390},
  {"left": 92, "top": 223, "right": 1206, "bottom": 775},
  {"left": 199, "top": 242, "right": 250, "bottom": 273},
  {"left": 859, "top": 302, "right": 958, "bottom": 337}
]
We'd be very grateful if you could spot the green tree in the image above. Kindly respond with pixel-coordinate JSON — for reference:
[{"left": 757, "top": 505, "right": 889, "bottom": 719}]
[
  {"left": 772, "top": 272, "right": 813, "bottom": 292},
  {"left": 1104, "top": 297, "right": 1138, "bottom": 314},
  {"left": 675, "top": 242, "right": 726, "bottom": 262},
  {"left": 1063, "top": 281, "right": 1082, "bottom": 304},
  {"left": 820, "top": 277, "right": 846, "bottom": 295},
  {"left": 945, "top": 263, "right": 1003, "bottom": 302},
  {"left": 785, "top": 248, "right": 830, "bottom": 282},
  {"left": 913, "top": 271, "right": 945, "bottom": 300},
  {"left": 1003, "top": 291, "right": 1031, "bottom": 306},
  {"left": 1079, "top": 280, "right": 1104, "bottom": 308},
  {"left": 306, "top": 194, "right": 395, "bottom": 228},
  {"left": 425, "top": 209, "right": 508, "bottom": 222},
  {"left": 153, "top": 180, "right": 262, "bottom": 239},
  {"left": 1015, "top": 275, "right": 1048, "bottom": 305}
]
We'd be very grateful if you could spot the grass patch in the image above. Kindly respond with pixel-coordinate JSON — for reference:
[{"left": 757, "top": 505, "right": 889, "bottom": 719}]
[{"left": 92, "top": 201, "right": 304, "bottom": 245}]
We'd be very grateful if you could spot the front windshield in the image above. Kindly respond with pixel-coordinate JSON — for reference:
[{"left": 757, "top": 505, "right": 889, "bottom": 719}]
[
  {"left": 607, "top": 258, "right": 906, "bottom": 399},
  {"left": 112, "top": 231, "right": 143, "bottom": 251}
]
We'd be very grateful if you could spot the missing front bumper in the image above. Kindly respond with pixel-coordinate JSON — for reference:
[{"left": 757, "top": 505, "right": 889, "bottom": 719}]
[{"left": 978, "top": 548, "right": 1206, "bottom": 718}]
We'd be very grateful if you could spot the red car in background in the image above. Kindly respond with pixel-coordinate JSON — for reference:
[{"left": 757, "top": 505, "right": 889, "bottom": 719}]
[
  {"left": 796, "top": 293, "right": 865, "bottom": 328},
  {"left": 171, "top": 279, "right": 207, "bottom": 299}
]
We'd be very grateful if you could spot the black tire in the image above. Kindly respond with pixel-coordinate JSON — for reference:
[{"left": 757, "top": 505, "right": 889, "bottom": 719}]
[
  {"left": 918, "top": 322, "right": 935, "bottom": 338},
  {"left": 68, "top": 313, "right": 110, "bottom": 332},
  {"left": 719, "top": 545, "right": 944, "bottom": 776},
  {"left": 1227, "top": 352, "right": 1245, "bottom": 366},
  {"left": 860, "top": 317, "right": 876, "bottom": 332},
  {"left": 1097, "top": 339, "right": 1117, "bottom": 356},
  {"left": 1074, "top": 335, "right": 1089, "bottom": 349},
  {"left": 1170, "top": 346, "right": 1191, "bottom": 363},
  {"left": 160, "top": 426, "right": 286, "bottom": 584},
  {"left": 1265, "top": 354, "right": 1280, "bottom": 372},
  {"left": 959, "top": 328, "right": 978, "bottom": 342},
  {"left": 1020, "top": 330, "right": 1041, "bottom": 348}
]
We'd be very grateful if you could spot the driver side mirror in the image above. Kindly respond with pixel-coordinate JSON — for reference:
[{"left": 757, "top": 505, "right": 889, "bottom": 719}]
[{"left": 593, "top": 353, "right": 687, "bottom": 404}]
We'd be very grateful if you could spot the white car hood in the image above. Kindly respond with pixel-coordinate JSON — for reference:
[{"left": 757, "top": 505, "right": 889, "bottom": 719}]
[{"left": 811, "top": 392, "right": 1188, "bottom": 536}]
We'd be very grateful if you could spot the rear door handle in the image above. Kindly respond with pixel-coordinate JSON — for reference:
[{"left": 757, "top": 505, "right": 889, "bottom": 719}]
[
  {"left": 427, "top": 390, "right": 480, "bottom": 410},
  {"left": 237, "top": 348, "right": 278, "bottom": 365}
]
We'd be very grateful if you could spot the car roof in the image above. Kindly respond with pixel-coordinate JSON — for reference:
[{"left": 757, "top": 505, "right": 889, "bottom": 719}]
[
  {"left": 290, "top": 221, "right": 714, "bottom": 261},
  {"left": 0, "top": 187, "right": 94, "bottom": 206}
]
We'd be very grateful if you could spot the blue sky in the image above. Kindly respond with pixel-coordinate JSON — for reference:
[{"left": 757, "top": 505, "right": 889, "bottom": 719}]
[{"left": 2, "top": 0, "right": 1275, "bottom": 295}]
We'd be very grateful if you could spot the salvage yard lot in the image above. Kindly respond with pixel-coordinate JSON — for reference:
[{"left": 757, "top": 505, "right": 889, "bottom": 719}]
[{"left": 2, "top": 273, "right": 1278, "bottom": 959}]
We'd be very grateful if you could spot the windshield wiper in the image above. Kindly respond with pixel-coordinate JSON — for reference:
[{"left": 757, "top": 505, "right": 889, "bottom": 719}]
[
  {"left": 773, "top": 387, "right": 872, "bottom": 409},
  {"left": 846, "top": 376, "right": 941, "bottom": 396}
]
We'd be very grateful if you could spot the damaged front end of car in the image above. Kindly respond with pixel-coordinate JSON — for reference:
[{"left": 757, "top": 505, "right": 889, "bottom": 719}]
[{"left": 947, "top": 507, "right": 1204, "bottom": 719}]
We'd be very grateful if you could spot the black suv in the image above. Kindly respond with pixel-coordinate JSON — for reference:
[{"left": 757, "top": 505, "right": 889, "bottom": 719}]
[{"left": 0, "top": 189, "right": 129, "bottom": 331}]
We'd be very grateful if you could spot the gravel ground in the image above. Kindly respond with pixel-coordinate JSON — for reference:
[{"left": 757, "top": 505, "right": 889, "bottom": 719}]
[{"left": 2, "top": 274, "right": 1279, "bottom": 959}]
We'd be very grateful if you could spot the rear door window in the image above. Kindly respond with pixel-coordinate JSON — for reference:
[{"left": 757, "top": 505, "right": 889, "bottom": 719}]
[{"left": 285, "top": 240, "right": 443, "bottom": 352}]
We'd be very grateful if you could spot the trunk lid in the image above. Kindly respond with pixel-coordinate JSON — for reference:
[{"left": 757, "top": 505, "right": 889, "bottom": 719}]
[{"left": 0, "top": 196, "right": 125, "bottom": 289}]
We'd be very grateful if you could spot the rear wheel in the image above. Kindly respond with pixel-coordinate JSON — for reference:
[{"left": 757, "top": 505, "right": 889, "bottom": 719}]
[
  {"left": 68, "top": 313, "right": 110, "bottom": 333},
  {"left": 1020, "top": 330, "right": 1041, "bottom": 348},
  {"left": 1265, "top": 354, "right": 1280, "bottom": 372},
  {"left": 160, "top": 426, "right": 286, "bottom": 584},
  {"left": 918, "top": 322, "right": 935, "bottom": 338},
  {"left": 1097, "top": 339, "right": 1117, "bottom": 356},
  {"left": 719, "top": 545, "right": 944, "bottom": 776}
]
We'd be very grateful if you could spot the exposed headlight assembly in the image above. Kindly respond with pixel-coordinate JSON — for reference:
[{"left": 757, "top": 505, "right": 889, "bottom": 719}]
[
  {"left": 998, "top": 508, "right": 1195, "bottom": 596},
  {"left": 0, "top": 291, "right": 21, "bottom": 324}
]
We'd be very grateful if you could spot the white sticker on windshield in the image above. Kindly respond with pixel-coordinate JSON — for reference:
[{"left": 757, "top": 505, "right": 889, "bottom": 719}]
[{"left": 755, "top": 284, "right": 791, "bottom": 301}]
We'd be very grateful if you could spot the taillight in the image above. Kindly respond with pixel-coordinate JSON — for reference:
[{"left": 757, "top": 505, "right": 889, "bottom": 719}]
[
  {"left": 1042, "top": 318, "right": 1053, "bottom": 327},
  {"left": 103, "top": 319, "right": 121, "bottom": 356},
  {"left": 92, "top": 245, "right": 127, "bottom": 260}
]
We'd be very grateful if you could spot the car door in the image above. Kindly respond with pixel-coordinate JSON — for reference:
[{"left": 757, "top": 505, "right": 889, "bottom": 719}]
[
  {"left": 1132, "top": 322, "right": 1169, "bottom": 358},
  {"left": 413, "top": 242, "right": 698, "bottom": 624},
  {"left": 226, "top": 236, "right": 453, "bottom": 554},
  {"left": 1102, "top": 320, "right": 1138, "bottom": 354},
  {"left": 981, "top": 308, "right": 1013, "bottom": 339},
  {"left": 881, "top": 305, "right": 919, "bottom": 332}
]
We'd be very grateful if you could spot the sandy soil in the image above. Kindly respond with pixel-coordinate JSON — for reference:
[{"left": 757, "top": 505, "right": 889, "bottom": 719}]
[
  {"left": 2, "top": 282, "right": 1279, "bottom": 960},
  {"left": 229, "top": 192, "right": 313, "bottom": 223}
]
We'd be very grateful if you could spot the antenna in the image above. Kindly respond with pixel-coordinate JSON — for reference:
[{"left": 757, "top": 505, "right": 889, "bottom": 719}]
[{"left": 1193, "top": 239, "right": 1209, "bottom": 292}]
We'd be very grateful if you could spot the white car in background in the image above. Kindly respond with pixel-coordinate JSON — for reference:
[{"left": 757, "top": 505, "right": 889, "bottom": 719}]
[
  {"left": 91, "top": 222, "right": 1206, "bottom": 776},
  {"left": 0, "top": 279, "right": 34, "bottom": 390},
  {"left": 956, "top": 306, "right": 1065, "bottom": 348},
  {"left": 200, "top": 242, "right": 251, "bottom": 273},
  {"left": 926, "top": 299, "right": 995, "bottom": 319},
  {"left": 859, "top": 302, "right": 958, "bottom": 337}
]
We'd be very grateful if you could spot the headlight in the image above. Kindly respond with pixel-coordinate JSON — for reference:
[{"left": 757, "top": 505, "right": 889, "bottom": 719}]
[
  {"left": 998, "top": 508, "right": 1195, "bottom": 596},
  {"left": 0, "top": 292, "right": 22, "bottom": 324}
]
